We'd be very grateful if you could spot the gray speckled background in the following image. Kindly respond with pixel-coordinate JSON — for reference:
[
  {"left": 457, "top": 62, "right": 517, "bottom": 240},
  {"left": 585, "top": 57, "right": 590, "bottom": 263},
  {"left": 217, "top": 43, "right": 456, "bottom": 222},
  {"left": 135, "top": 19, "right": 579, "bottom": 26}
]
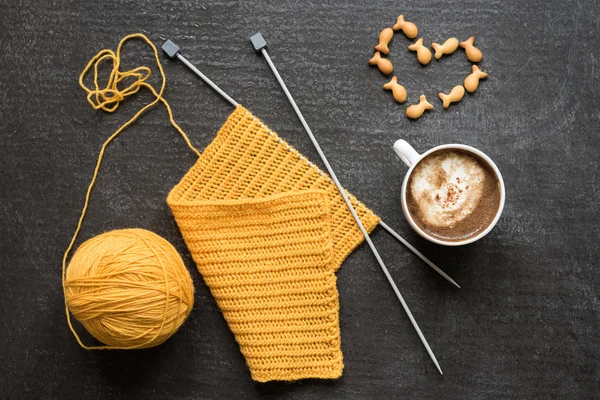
[{"left": 0, "top": 0, "right": 598, "bottom": 398}]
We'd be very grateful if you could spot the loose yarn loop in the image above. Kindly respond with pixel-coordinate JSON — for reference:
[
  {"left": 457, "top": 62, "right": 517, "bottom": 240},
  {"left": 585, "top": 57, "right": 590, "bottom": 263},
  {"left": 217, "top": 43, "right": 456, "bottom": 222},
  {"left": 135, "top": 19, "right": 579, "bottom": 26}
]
[
  {"left": 64, "top": 229, "right": 194, "bottom": 349},
  {"left": 62, "top": 34, "right": 199, "bottom": 349}
]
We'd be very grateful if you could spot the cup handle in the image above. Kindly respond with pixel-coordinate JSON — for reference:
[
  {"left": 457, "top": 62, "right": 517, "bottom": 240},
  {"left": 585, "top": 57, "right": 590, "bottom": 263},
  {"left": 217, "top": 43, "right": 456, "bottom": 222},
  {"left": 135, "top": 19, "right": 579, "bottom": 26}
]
[{"left": 393, "top": 139, "right": 421, "bottom": 167}]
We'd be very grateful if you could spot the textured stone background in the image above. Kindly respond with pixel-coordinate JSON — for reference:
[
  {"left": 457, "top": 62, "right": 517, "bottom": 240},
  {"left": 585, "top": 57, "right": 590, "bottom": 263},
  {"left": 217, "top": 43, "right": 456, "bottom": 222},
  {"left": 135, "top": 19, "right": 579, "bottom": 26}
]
[{"left": 0, "top": 0, "right": 598, "bottom": 398}]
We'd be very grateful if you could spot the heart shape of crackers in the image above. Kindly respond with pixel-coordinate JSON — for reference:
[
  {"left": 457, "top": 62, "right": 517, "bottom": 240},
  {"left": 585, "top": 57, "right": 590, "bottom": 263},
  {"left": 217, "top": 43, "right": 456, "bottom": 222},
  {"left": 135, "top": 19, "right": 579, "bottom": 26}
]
[{"left": 368, "top": 15, "right": 488, "bottom": 119}]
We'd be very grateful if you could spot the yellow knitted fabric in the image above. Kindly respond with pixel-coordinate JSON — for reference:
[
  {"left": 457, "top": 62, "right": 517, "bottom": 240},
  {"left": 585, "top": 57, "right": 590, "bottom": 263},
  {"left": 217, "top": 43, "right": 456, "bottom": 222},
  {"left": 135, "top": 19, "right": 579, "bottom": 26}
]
[{"left": 167, "top": 105, "right": 380, "bottom": 381}]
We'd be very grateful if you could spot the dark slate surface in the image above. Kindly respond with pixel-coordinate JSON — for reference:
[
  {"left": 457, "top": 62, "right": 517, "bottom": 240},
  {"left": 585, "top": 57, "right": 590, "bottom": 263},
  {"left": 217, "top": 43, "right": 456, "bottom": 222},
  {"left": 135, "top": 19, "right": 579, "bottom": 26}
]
[{"left": 0, "top": 0, "right": 598, "bottom": 398}]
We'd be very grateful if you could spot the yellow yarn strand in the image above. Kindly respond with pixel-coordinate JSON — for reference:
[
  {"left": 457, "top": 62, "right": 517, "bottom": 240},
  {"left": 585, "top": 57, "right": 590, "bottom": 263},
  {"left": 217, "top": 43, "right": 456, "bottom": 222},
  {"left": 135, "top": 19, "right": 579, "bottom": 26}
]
[{"left": 62, "top": 33, "right": 199, "bottom": 350}]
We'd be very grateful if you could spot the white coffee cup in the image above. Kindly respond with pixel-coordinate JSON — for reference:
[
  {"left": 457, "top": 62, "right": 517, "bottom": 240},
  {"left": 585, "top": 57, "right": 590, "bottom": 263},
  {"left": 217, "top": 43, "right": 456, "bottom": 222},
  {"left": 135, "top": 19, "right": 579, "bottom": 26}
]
[{"left": 393, "top": 139, "right": 506, "bottom": 246}]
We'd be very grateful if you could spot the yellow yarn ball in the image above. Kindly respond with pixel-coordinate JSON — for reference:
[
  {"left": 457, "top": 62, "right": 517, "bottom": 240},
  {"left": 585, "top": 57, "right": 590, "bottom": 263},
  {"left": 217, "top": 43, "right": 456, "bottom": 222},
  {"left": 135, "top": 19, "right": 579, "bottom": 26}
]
[{"left": 64, "top": 229, "right": 194, "bottom": 349}]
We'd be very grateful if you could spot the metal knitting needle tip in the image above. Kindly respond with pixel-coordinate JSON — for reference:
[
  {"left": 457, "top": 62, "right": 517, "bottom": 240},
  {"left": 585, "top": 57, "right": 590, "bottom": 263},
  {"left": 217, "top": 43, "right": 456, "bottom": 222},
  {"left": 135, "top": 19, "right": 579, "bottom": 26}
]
[
  {"left": 162, "top": 39, "right": 239, "bottom": 107},
  {"left": 251, "top": 32, "right": 443, "bottom": 375},
  {"left": 379, "top": 221, "right": 460, "bottom": 288}
]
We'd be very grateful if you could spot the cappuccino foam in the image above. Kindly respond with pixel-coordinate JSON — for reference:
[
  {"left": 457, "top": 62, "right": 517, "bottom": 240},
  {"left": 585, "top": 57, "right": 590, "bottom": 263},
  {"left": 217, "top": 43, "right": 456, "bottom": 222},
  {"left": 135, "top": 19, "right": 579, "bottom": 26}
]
[{"left": 406, "top": 149, "right": 500, "bottom": 241}]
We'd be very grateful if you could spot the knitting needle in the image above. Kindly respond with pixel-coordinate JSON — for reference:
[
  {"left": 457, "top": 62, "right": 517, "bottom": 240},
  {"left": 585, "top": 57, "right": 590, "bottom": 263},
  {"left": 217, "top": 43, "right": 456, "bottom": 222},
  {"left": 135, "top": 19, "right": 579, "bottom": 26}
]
[
  {"left": 250, "top": 33, "right": 443, "bottom": 375},
  {"left": 161, "top": 39, "right": 457, "bottom": 290},
  {"left": 162, "top": 40, "right": 239, "bottom": 107}
]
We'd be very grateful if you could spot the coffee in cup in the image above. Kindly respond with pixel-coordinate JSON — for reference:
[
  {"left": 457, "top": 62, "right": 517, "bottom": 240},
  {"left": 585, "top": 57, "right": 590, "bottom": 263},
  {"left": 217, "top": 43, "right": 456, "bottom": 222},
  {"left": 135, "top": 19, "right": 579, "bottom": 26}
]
[
  {"left": 406, "top": 149, "right": 501, "bottom": 242},
  {"left": 394, "top": 140, "right": 505, "bottom": 246}
]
